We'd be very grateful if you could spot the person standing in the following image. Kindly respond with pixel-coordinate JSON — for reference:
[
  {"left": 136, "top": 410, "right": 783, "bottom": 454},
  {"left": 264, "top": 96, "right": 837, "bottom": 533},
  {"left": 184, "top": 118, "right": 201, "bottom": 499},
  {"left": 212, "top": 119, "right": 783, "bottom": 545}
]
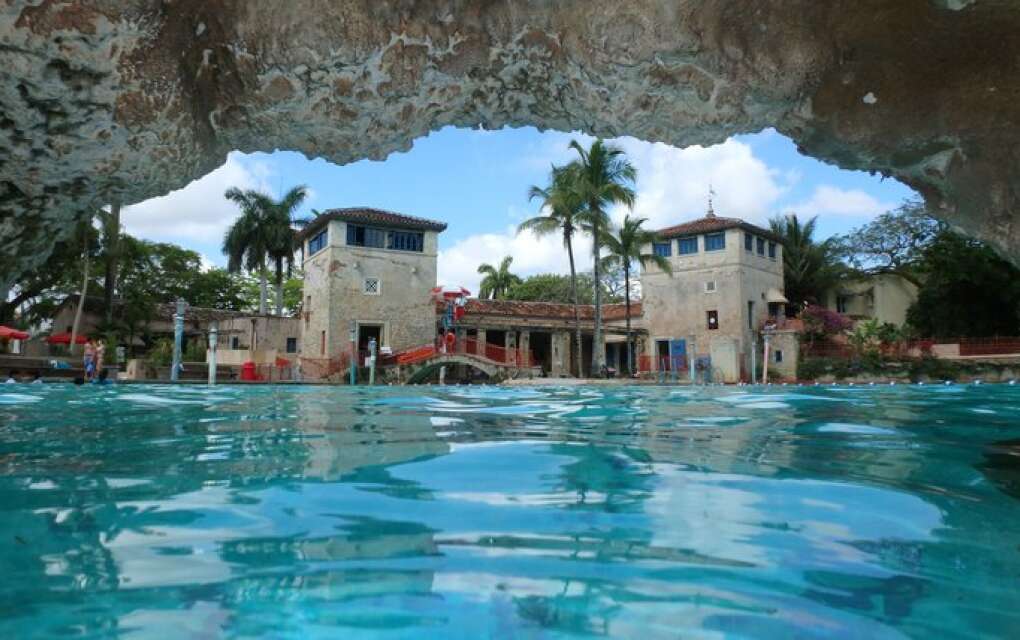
[
  {"left": 83, "top": 339, "right": 97, "bottom": 381},
  {"left": 94, "top": 339, "right": 106, "bottom": 381}
]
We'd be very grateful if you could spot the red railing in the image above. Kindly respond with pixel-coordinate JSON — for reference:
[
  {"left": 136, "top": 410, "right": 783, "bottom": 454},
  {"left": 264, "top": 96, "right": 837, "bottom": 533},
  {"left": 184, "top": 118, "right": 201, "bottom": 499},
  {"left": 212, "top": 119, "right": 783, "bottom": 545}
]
[
  {"left": 956, "top": 337, "right": 1020, "bottom": 356},
  {"left": 460, "top": 338, "right": 534, "bottom": 368}
]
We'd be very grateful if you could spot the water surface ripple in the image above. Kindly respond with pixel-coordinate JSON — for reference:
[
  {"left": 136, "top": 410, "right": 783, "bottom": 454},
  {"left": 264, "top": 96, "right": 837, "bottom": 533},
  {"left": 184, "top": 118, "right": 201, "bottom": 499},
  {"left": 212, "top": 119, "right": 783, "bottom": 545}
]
[{"left": 1, "top": 383, "right": 1019, "bottom": 639}]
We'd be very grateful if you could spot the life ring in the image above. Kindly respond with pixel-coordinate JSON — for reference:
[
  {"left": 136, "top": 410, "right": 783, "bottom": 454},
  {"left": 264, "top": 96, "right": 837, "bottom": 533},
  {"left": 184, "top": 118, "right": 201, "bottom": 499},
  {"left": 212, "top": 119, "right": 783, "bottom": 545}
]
[{"left": 445, "top": 332, "right": 456, "bottom": 349}]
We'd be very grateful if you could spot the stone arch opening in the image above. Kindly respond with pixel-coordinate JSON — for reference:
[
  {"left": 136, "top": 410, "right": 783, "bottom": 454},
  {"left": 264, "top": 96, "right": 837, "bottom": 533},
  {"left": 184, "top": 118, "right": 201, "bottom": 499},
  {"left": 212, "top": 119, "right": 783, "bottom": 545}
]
[{"left": 2, "top": 0, "right": 1019, "bottom": 281}]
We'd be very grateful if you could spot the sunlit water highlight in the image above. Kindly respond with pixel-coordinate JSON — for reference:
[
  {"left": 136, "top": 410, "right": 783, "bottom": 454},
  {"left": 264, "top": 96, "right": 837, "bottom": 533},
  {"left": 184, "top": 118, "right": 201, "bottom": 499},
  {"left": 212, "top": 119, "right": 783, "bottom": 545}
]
[{"left": 1, "top": 383, "right": 1019, "bottom": 639}]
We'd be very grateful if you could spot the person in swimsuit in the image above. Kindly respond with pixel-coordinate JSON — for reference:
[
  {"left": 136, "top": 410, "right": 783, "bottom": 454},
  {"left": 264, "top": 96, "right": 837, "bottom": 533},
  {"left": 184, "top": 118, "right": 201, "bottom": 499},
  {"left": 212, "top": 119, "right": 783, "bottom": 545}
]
[{"left": 83, "top": 339, "right": 96, "bottom": 381}]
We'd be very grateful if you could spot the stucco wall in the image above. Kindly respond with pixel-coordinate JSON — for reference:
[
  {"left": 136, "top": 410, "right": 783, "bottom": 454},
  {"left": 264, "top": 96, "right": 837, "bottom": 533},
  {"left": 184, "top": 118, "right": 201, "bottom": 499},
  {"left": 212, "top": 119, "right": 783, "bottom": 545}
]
[
  {"left": 302, "top": 219, "right": 440, "bottom": 359},
  {"left": 640, "top": 226, "right": 784, "bottom": 381},
  {"left": 825, "top": 274, "right": 919, "bottom": 326}
]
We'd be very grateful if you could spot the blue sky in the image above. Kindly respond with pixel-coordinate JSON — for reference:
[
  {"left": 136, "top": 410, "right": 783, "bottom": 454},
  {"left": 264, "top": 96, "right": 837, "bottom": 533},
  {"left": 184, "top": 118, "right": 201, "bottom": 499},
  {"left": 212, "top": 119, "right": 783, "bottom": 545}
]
[{"left": 122, "top": 126, "right": 915, "bottom": 293}]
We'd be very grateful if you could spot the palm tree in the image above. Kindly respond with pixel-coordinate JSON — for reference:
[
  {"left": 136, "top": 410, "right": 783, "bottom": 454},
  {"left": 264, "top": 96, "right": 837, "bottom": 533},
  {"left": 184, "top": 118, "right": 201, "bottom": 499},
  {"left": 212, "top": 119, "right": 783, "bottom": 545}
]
[
  {"left": 100, "top": 201, "right": 121, "bottom": 326},
  {"left": 224, "top": 186, "right": 307, "bottom": 316},
  {"left": 566, "top": 139, "right": 637, "bottom": 377},
  {"left": 602, "top": 215, "right": 671, "bottom": 375},
  {"left": 265, "top": 186, "right": 308, "bottom": 315},
  {"left": 477, "top": 256, "right": 521, "bottom": 300},
  {"left": 521, "top": 164, "right": 586, "bottom": 377},
  {"left": 769, "top": 213, "right": 846, "bottom": 314},
  {"left": 223, "top": 188, "right": 275, "bottom": 315},
  {"left": 68, "top": 213, "right": 98, "bottom": 356}
]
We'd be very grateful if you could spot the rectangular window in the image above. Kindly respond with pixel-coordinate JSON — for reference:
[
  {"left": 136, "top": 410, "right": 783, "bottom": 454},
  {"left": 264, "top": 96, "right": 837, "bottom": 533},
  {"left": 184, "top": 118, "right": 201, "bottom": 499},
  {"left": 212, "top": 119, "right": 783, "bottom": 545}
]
[
  {"left": 775, "top": 349, "right": 784, "bottom": 363},
  {"left": 744, "top": 232, "right": 753, "bottom": 251},
  {"left": 748, "top": 301, "right": 755, "bottom": 331},
  {"left": 678, "top": 236, "right": 698, "bottom": 255},
  {"left": 320, "top": 330, "right": 325, "bottom": 355},
  {"left": 231, "top": 336, "right": 240, "bottom": 350},
  {"left": 388, "top": 230, "right": 424, "bottom": 252},
  {"left": 756, "top": 237, "right": 765, "bottom": 255},
  {"left": 363, "top": 277, "right": 380, "bottom": 295},
  {"left": 707, "top": 310, "right": 719, "bottom": 330},
  {"left": 836, "top": 295, "right": 848, "bottom": 314},
  {"left": 346, "top": 224, "right": 386, "bottom": 248},
  {"left": 307, "top": 229, "right": 328, "bottom": 255},
  {"left": 286, "top": 337, "right": 297, "bottom": 353},
  {"left": 653, "top": 242, "right": 672, "bottom": 257},
  {"left": 768, "top": 241, "right": 777, "bottom": 259},
  {"left": 704, "top": 232, "right": 726, "bottom": 252},
  {"left": 304, "top": 296, "right": 311, "bottom": 327},
  {"left": 704, "top": 281, "right": 717, "bottom": 293}
]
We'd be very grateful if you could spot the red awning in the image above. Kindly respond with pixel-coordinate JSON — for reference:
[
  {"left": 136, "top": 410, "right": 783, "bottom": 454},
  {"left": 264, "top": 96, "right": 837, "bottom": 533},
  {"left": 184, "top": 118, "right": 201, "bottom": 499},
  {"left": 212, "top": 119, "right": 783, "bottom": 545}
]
[
  {"left": 0, "top": 326, "right": 29, "bottom": 340},
  {"left": 46, "top": 332, "right": 88, "bottom": 345}
]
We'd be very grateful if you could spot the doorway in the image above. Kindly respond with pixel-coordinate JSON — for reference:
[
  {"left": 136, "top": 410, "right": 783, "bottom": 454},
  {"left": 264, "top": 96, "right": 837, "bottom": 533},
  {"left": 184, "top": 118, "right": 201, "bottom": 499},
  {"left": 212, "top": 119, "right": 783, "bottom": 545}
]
[{"left": 357, "top": 324, "right": 382, "bottom": 362}]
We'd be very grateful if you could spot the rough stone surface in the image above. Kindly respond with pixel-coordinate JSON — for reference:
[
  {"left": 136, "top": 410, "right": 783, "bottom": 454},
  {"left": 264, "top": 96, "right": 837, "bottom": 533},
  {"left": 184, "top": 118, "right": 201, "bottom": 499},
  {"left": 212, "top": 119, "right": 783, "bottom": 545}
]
[{"left": 2, "top": 1, "right": 1020, "bottom": 281}]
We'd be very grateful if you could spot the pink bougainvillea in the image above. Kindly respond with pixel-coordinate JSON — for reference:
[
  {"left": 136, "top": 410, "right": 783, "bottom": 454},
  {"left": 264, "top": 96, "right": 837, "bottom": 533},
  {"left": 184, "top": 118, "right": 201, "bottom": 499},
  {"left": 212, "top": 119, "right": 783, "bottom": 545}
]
[{"left": 800, "top": 304, "right": 853, "bottom": 338}]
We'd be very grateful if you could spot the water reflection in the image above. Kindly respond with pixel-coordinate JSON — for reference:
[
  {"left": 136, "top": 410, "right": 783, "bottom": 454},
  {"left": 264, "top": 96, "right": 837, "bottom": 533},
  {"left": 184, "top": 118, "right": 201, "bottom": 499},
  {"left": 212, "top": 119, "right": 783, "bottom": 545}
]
[{"left": 0, "top": 383, "right": 1018, "bottom": 637}]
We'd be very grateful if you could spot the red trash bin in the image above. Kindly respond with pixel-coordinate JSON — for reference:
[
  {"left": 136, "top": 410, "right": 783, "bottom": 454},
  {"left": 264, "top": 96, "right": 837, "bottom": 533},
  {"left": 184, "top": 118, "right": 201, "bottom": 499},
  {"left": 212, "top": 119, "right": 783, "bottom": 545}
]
[{"left": 241, "top": 361, "right": 257, "bottom": 381}]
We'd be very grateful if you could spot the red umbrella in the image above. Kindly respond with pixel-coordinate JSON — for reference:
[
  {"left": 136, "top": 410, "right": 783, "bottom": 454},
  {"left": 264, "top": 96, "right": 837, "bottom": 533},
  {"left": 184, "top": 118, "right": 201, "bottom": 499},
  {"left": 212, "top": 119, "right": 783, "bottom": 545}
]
[
  {"left": 46, "top": 332, "right": 88, "bottom": 345},
  {"left": 0, "top": 326, "right": 29, "bottom": 340}
]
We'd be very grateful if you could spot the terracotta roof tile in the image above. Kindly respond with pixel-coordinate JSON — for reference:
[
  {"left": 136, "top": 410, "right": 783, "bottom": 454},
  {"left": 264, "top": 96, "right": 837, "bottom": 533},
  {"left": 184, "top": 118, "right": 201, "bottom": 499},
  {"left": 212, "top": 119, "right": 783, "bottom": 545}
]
[
  {"left": 656, "top": 215, "right": 780, "bottom": 242},
  {"left": 296, "top": 207, "right": 447, "bottom": 240}
]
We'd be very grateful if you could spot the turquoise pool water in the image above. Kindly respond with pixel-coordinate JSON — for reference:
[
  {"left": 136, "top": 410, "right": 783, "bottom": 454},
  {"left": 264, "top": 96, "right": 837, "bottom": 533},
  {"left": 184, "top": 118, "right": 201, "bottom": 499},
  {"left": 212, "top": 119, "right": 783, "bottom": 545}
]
[{"left": 1, "top": 383, "right": 1019, "bottom": 639}]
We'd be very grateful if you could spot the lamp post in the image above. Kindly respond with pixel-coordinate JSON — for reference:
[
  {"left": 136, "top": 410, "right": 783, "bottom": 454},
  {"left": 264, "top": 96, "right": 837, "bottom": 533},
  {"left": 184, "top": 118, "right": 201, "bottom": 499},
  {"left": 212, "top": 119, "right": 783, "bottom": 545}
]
[
  {"left": 171, "top": 298, "right": 186, "bottom": 382},
  {"left": 762, "top": 330, "right": 772, "bottom": 384},
  {"left": 208, "top": 322, "right": 218, "bottom": 386},
  {"left": 368, "top": 336, "right": 376, "bottom": 386},
  {"left": 348, "top": 320, "right": 357, "bottom": 386}
]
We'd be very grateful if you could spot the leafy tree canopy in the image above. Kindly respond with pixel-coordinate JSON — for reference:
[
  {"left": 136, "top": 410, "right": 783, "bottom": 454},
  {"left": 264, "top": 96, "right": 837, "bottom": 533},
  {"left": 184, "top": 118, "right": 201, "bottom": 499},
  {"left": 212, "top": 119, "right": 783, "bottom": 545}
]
[
  {"left": 834, "top": 198, "right": 943, "bottom": 285},
  {"left": 906, "top": 232, "right": 1020, "bottom": 338}
]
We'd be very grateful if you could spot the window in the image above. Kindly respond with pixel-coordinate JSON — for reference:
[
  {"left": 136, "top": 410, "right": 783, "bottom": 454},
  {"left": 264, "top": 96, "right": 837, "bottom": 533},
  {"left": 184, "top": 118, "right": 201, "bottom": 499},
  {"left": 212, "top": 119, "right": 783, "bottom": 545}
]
[
  {"left": 304, "top": 296, "right": 311, "bottom": 327},
  {"left": 347, "top": 224, "right": 423, "bottom": 252},
  {"left": 768, "top": 241, "right": 777, "bottom": 259},
  {"left": 704, "top": 232, "right": 726, "bottom": 251},
  {"left": 836, "top": 295, "right": 848, "bottom": 314},
  {"left": 286, "top": 337, "right": 298, "bottom": 353},
  {"left": 748, "top": 301, "right": 755, "bottom": 331},
  {"left": 363, "top": 277, "right": 380, "bottom": 295},
  {"left": 704, "top": 281, "right": 717, "bottom": 293},
  {"left": 231, "top": 336, "right": 240, "bottom": 350},
  {"left": 707, "top": 310, "right": 719, "bottom": 330},
  {"left": 744, "top": 232, "right": 753, "bottom": 251},
  {"left": 653, "top": 242, "right": 672, "bottom": 257},
  {"left": 307, "top": 229, "right": 328, "bottom": 255},
  {"left": 775, "top": 349, "right": 784, "bottom": 363},
  {"left": 388, "top": 230, "right": 424, "bottom": 252},
  {"left": 756, "top": 237, "right": 765, "bottom": 256},
  {"left": 678, "top": 236, "right": 698, "bottom": 255},
  {"left": 320, "top": 330, "right": 325, "bottom": 355}
]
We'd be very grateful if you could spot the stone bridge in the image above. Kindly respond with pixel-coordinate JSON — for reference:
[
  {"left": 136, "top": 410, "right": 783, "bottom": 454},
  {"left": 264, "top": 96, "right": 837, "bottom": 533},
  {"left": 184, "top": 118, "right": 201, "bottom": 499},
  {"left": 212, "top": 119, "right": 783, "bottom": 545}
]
[{"left": 397, "top": 353, "right": 541, "bottom": 385}]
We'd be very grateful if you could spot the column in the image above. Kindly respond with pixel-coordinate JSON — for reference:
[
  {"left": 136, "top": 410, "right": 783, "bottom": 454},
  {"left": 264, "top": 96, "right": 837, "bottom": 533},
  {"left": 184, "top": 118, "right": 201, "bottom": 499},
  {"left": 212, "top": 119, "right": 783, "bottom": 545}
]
[
  {"left": 505, "top": 330, "right": 516, "bottom": 364},
  {"left": 519, "top": 330, "right": 531, "bottom": 367},
  {"left": 456, "top": 328, "right": 467, "bottom": 353},
  {"left": 477, "top": 328, "right": 486, "bottom": 358}
]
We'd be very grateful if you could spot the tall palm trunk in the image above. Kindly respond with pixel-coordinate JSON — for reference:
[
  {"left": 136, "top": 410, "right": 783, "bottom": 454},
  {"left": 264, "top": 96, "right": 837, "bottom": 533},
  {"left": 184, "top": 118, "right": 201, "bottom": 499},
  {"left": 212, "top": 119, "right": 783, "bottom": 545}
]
[
  {"left": 273, "top": 255, "right": 284, "bottom": 316},
  {"left": 565, "top": 230, "right": 583, "bottom": 378},
  {"left": 103, "top": 202, "right": 121, "bottom": 325},
  {"left": 258, "top": 262, "right": 269, "bottom": 316},
  {"left": 70, "top": 254, "right": 90, "bottom": 357},
  {"left": 591, "top": 219, "right": 605, "bottom": 378},
  {"left": 624, "top": 261, "right": 632, "bottom": 376}
]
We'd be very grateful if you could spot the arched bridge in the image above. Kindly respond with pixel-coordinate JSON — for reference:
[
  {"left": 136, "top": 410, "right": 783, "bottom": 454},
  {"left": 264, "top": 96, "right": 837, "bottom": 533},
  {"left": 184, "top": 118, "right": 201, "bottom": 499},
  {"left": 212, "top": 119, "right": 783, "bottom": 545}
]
[{"left": 387, "top": 345, "right": 541, "bottom": 384}]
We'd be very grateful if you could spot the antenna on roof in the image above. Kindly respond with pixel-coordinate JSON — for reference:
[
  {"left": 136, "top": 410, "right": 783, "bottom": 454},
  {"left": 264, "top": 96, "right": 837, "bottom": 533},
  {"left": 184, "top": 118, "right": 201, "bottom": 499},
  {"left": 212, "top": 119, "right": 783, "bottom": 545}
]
[{"left": 706, "top": 185, "right": 716, "bottom": 218}]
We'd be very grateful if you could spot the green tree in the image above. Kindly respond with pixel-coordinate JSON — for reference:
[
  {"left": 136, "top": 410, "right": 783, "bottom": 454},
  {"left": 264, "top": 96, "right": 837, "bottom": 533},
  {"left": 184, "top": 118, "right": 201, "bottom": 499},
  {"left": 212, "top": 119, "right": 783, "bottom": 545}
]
[
  {"left": 520, "top": 163, "right": 587, "bottom": 376},
  {"left": 906, "top": 232, "right": 1020, "bottom": 338},
  {"left": 506, "top": 273, "right": 597, "bottom": 305},
  {"left": 477, "top": 256, "right": 522, "bottom": 300},
  {"left": 99, "top": 202, "right": 122, "bottom": 326},
  {"left": 835, "top": 198, "right": 942, "bottom": 286},
  {"left": 602, "top": 215, "right": 671, "bottom": 375},
  {"left": 265, "top": 186, "right": 308, "bottom": 315},
  {"left": 223, "top": 188, "right": 276, "bottom": 315},
  {"left": 567, "top": 139, "right": 637, "bottom": 377},
  {"left": 769, "top": 213, "right": 845, "bottom": 314}
]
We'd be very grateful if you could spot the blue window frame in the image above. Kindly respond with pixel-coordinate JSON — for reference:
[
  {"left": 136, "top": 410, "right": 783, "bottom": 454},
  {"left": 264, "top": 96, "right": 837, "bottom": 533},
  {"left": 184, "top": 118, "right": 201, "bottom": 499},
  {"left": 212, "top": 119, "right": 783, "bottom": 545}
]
[
  {"left": 678, "top": 236, "right": 698, "bottom": 255},
  {"left": 653, "top": 242, "right": 672, "bottom": 257},
  {"left": 348, "top": 224, "right": 423, "bottom": 252},
  {"left": 757, "top": 237, "right": 765, "bottom": 255},
  {"left": 307, "top": 229, "right": 328, "bottom": 255},
  {"left": 768, "top": 241, "right": 777, "bottom": 259},
  {"left": 704, "top": 232, "right": 726, "bottom": 252},
  {"left": 388, "top": 230, "right": 424, "bottom": 252},
  {"left": 744, "top": 232, "right": 753, "bottom": 251}
]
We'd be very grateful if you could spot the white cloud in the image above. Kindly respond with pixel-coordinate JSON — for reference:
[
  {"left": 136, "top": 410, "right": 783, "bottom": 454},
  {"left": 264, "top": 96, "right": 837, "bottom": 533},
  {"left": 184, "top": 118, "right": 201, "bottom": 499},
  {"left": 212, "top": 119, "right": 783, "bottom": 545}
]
[
  {"left": 438, "top": 225, "right": 594, "bottom": 296},
  {"left": 784, "top": 185, "right": 893, "bottom": 219},
  {"left": 122, "top": 152, "right": 274, "bottom": 243}
]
